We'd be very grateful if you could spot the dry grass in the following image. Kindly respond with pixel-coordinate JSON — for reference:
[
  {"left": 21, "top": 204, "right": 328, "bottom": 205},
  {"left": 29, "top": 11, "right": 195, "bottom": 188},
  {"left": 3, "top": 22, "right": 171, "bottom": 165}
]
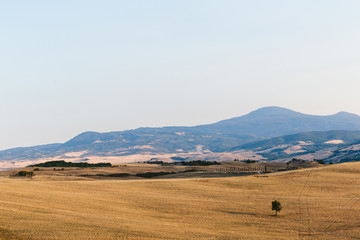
[
  {"left": 0, "top": 163, "right": 188, "bottom": 180},
  {"left": 0, "top": 161, "right": 299, "bottom": 180},
  {"left": 0, "top": 162, "right": 359, "bottom": 239}
]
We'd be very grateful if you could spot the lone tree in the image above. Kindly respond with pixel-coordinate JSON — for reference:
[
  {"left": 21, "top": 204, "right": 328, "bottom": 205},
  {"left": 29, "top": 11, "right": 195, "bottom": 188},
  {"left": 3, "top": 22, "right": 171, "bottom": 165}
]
[{"left": 272, "top": 200, "right": 282, "bottom": 215}]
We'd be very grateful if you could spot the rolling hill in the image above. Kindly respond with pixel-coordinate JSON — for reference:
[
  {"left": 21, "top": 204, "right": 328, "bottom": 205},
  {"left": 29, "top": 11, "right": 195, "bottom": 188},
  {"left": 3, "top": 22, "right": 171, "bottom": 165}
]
[
  {"left": 232, "top": 130, "right": 360, "bottom": 163},
  {"left": 0, "top": 162, "right": 359, "bottom": 239}
]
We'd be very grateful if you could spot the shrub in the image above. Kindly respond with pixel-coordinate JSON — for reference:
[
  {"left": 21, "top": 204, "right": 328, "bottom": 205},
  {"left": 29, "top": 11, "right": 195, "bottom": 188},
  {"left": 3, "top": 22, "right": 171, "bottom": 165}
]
[
  {"left": 315, "top": 159, "right": 325, "bottom": 165},
  {"left": 135, "top": 172, "right": 175, "bottom": 178},
  {"left": 181, "top": 160, "right": 221, "bottom": 166},
  {"left": 16, "top": 171, "right": 35, "bottom": 177}
]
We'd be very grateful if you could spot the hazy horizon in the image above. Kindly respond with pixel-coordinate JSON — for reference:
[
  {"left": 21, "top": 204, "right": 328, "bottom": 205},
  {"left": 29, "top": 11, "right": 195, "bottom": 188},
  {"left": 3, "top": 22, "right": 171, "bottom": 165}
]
[{"left": 1, "top": 0, "right": 360, "bottom": 150}]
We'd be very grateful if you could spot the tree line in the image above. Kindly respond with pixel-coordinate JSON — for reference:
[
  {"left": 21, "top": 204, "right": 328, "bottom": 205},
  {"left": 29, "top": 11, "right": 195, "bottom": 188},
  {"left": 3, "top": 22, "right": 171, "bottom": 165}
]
[{"left": 29, "top": 160, "right": 112, "bottom": 168}]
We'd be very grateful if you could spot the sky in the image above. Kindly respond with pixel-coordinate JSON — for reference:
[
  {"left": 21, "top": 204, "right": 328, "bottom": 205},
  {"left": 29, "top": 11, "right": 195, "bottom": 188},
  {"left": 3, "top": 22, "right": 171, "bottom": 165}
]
[{"left": 1, "top": 0, "right": 360, "bottom": 150}]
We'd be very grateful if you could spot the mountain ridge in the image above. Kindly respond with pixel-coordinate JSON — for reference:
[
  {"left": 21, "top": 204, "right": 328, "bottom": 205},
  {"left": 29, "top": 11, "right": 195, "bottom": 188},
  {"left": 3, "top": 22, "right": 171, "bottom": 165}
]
[{"left": 1, "top": 106, "right": 360, "bottom": 162}]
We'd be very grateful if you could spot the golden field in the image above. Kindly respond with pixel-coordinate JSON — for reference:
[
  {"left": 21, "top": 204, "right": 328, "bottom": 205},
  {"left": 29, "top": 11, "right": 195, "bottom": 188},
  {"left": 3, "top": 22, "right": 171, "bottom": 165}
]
[{"left": 0, "top": 162, "right": 359, "bottom": 239}]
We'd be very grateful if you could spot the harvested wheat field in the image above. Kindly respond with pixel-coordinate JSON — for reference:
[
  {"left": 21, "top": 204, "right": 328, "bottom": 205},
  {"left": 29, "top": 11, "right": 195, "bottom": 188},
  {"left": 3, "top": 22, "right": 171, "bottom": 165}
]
[{"left": 0, "top": 162, "right": 359, "bottom": 240}]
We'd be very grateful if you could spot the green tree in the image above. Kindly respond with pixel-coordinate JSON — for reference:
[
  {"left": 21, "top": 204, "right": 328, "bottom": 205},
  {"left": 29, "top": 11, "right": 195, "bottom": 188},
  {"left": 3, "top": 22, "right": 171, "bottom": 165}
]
[
  {"left": 272, "top": 200, "right": 282, "bottom": 215},
  {"left": 16, "top": 171, "right": 35, "bottom": 178}
]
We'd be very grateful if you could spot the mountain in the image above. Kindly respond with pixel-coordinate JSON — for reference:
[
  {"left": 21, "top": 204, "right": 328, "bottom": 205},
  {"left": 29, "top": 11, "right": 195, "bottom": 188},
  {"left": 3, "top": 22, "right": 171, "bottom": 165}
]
[
  {"left": 197, "top": 107, "right": 360, "bottom": 138},
  {"left": 1, "top": 106, "right": 360, "bottom": 162},
  {"left": 0, "top": 129, "right": 259, "bottom": 161},
  {"left": 232, "top": 130, "right": 360, "bottom": 162}
]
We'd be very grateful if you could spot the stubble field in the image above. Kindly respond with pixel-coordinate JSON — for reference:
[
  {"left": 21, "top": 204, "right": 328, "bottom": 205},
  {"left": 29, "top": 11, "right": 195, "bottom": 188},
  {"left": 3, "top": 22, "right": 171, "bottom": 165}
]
[{"left": 0, "top": 162, "right": 359, "bottom": 239}]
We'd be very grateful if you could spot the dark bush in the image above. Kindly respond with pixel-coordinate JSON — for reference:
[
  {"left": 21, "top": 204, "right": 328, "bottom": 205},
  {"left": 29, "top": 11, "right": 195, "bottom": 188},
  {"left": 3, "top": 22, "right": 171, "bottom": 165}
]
[
  {"left": 315, "top": 159, "right": 325, "bottom": 164},
  {"left": 107, "top": 173, "right": 131, "bottom": 177},
  {"left": 135, "top": 171, "right": 175, "bottom": 178},
  {"left": 181, "top": 160, "right": 221, "bottom": 166},
  {"left": 145, "top": 160, "right": 164, "bottom": 164},
  {"left": 16, "top": 171, "right": 34, "bottom": 177},
  {"left": 242, "top": 159, "right": 257, "bottom": 164}
]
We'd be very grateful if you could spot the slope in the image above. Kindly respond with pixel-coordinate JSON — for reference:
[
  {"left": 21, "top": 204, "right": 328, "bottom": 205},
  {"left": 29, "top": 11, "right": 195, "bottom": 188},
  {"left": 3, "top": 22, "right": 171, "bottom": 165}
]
[
  {"left": 232, "top": 130, "right": 360, "bottom": 162},
  {"left": 0, "top": 162, "right": 359, "bottom": 239}
]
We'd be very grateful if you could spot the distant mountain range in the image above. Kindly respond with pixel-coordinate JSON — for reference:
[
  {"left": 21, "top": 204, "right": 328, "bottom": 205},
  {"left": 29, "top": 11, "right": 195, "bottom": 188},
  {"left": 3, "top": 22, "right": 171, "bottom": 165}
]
[{"left": 1, "top": 106, "right": 360, "bottom": 164}]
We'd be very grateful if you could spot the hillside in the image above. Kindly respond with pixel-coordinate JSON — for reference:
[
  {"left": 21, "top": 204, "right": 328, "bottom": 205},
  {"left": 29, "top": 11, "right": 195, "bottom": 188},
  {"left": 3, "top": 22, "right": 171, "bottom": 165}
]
[
  {"left": 232, "top": 130, "right": 360, "bottom": 162},
  {"left": 0, "top": 162, "right": 359, "bottom": 239},
  {"left": 1, "top": 107, "right": 360, "bottom": 163}
]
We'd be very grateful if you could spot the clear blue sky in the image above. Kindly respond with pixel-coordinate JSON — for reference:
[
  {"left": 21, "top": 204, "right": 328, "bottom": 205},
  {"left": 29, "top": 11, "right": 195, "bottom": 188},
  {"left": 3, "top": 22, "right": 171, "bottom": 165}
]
[{"left": 1, "top": 0, "right": 360, "bottom": 150}]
